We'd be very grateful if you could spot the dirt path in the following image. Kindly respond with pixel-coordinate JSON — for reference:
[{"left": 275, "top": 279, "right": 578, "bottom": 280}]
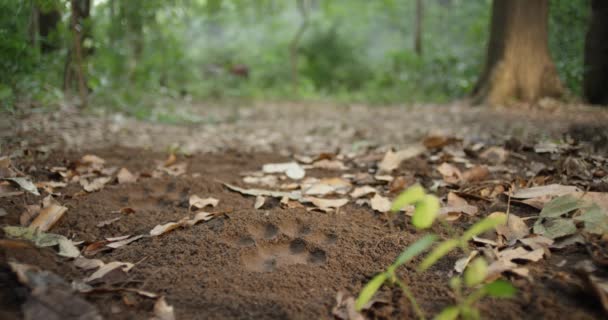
[{"left": 2, "top": 103, "right": 608, "bottom": 319}]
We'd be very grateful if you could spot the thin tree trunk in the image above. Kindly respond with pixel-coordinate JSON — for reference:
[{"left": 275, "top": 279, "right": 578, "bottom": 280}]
[
  {"left": 71, "top": 0, "right": 88, "bottom": 107},
  {"left": 28, "top": 0, "right": 39, "bottom": 51},
  {"left": 472, "top": 0, "right": 564, "bottom": 106},
  {"left": 584, "top": 0, "right": 608, "bottom": 105},
  {"left": 290, "top": 0, "right": 309, "bottom": 92},
  {"left": 414, "top": 0, "right": 423, "bottom": 56}
]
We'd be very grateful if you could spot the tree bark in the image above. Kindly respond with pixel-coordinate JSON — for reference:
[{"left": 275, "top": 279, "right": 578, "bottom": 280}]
[
  {"left": 472, "top": 0, "right": 564, "bottom": 106},
  {"left": 414, "top": 0, "right": 423, "bottom": 56},
  {"left": 584, "top": 0, "right": 608, "bottom": 105},
  {"left": 67, "top": 0, "right": 88, "bottom": 107}
]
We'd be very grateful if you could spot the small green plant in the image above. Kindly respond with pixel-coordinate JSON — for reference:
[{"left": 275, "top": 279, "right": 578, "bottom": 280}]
[{"left": 356, "top": 185, "right": 515, "bottom": 319}]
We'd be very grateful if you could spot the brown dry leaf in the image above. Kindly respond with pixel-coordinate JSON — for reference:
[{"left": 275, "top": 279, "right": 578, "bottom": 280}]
[
  {"left": 388, "top": 176, "right": 408, "bottom": 194},
  {"left": 480, "top": 146, "right": 509, "bottom": 164},
  {"left": 163, "top": 153, "right": 177, "bottom": 167},
  {"left": 81, "top": 154, "right": 106, "bottom": 166},
  {"left": 117, "top": 168, "right": 137, "bottom": 184},
  {"left": 243, "top": 175, "right": 278, "bottom": 187},
  {"left": 254, "top": 196, "right": 266, "bottom": 209},
  {"left": 462, "top": 165, "right": 490, "bottom": 182},
  {"left": 511, "top": 184, "right": 582, "bottom": 199},
  {"left": 423, "top": 135, "right": 456, "bottom": 149},
  {"left": 575, "top": 192, "right": 608, "bottom": 212},
  {"left": 437, "top": 162, "right": 462, "bottom": 184},
  {"left": 189, "top": 195, "right": 219, "bottom": 210},
  {"left": 159, "top": 162, "right": 187, "bottom": 177},
  {"left": 313, "top": 159, "right": 348, "bottom": 170},
  {"left": 74, "top": 257, "right": 105, "bottom": 271},
  {"left": 85, "top": 261, "right": 134, "bottom": 283},
  {"left": 519, "top": 235, "right": 554, "bottom": 250},
  {"left": 439, "top": 192, "right": 478, "bottom": 219},
  {"left": 29, "top": 195, "right": 68, "bottom": 231},
  {"left": 20, "top": 204, "right": 41, "bottom": 226},
  {"left": 350, "top": 186, "right": 377, "bottom": 199},
  {"left": 374, "top": 175, "right": 394, "bottom": 183},
  {"left": 224, "top": 183, "right": 302, "bottom": 201},
  {"left": 150, "top": 212, "right": 214, "bottom": 236},
  {"left": 150, "top": 222, "right": 183, "bottom": 237},
  {"left": 80, "top": 176, "right": 112, "bottom": 192},
  {"left": 152, "top": 297, "right": 175, "bottom": 320},
  {"left": 118, "top": 207, "right": 136, "bottom": 215},
  {"left": 490, "top": 212, "right": 530, "bottom": 243},
  {"left": 36, "top": 181, "right": 67, "bottom": 194},
  {"left": 305, "top": 197, "right": 348, "bottom": 212},
  {"left": 487, "top": 259, "right": 530, "bottom": 280},
  {"left": 455, "top": 250, "right": 479, "bottom": 273},
  {"left": 497, "top": 247, "right": 545, "bottom": 262},
  {"left": 378, "top": 145, "right": 425, "bottom": 173},
  {"left": 370, "top": 194, "right": 391, "bottom": 213}
]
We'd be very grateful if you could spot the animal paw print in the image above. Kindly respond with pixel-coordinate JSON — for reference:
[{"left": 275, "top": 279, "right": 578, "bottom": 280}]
[{"left": 238, "top": 221, "right": 336, "bottom": 272}]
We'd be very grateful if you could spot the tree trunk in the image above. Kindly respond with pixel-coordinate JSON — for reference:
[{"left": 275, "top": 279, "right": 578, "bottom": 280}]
[
  {"left": 66, "top": 0, "right": 88, "bottom": 108},
  {"left": 414, "top": 0, "right": 423, "bottom": 56},
  {"left": 472, "top": 0, "right": 564, "bottom": 106},
  {"left": 584, "top": 0, "right": 608, "bottom": 105}
]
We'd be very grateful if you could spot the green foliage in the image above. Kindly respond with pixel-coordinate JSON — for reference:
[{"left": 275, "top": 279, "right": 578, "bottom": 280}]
[{"left": 356, "top": 185, "right": 514, "bottom": 319}]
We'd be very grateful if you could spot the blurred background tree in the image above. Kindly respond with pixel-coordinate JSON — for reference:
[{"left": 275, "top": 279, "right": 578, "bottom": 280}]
[{"left": 0, "top": 0, "right": 593, "bottom": 118}]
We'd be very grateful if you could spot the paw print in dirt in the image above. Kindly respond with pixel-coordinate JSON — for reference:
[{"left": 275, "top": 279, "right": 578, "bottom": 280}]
[{"left": 237, "top": 220, "right": 337, "bottom": 272}]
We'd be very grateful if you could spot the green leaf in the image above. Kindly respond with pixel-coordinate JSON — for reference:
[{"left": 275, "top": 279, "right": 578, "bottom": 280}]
[
  {"left": 461, "top": 215, "right": 507, "bottom": 242},
  {"left": 391, "top": 184, "right": 425, "bottom": 212},
  {"left": 540, "top": 195, "right": 584, "bottom": 219},
  {"left": 540, "top": 218, "right": 577, "bottom": 239},
  {"left": 484, "top": 279, "right": 516, "bottom": 298},
  {"left": 464, "top": 257, "right": 488, "bottom": 287},
  {"left": 412, "top": 194, "right": 440, "bottom": 229},
  {"left": 391, "top": 234, "right": 437, "bottom": 269},
  {"left": 433, "top": 306, "right": 460, "bottom": 320},
  {"left": 574, "top": 204, "right": 608, "bottom": 235},
  {"left": 418, "top": 239, "right": 459, "bottom": 272},
  {"left": 355, "top": 272, "right": 388, "bottom": 311}
]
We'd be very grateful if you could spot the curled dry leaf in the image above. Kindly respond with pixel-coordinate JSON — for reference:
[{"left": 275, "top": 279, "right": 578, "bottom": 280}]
[
  {"left": 106, "top": 234, "right": 145, "bottom": 249},
  {"left": 437, "top": 162, "right": 462, "bottom": 184},
  {"left": 455, "top": 250, "right": 479, "bottom": 273},
  {"left": 80, "top": 176, "right": 112, "bottom": 192},
  {"left": 150, "top": 212, "right": 214, "bottom": 236},
  {"left": 378, "top": 145, "right": 425, "bottom": 173},
  {"left": 370, "top": 194, "right": 391, "bottom": 213},
  {"left": 117, "top": 168, "right": 137, "bottom": 184},
  {"left": 303, "top": 177, "right": 351, "bottom": 196},
  {"left": 85, "top": 261, "right": 134, "bottom": 283},
  {"left": 480, "top": 146, "right": 509, "bottom": 164},
  {"left": 312, "top": 159, "right": 348, "bottom": 170},
  {"left": 224, "top": 183, "right": 302, "bottom": 201},
  {"left": 262, "top": 162, "right": 306, "bottom": 180},
  {"left": 29, "top": 195, "right": 68, "bottom": 232},
  {"left": 189, "top": 195, "right": 219, "bottom": 210},
  {"left": 350, "top": 186, "right": 377, "bottom": 199},
  {"left": 497, "top": 247, "right": 545, "bottom": 262},
  {"left": 152, "top": 296, "right": 176, "bottom": 320}
]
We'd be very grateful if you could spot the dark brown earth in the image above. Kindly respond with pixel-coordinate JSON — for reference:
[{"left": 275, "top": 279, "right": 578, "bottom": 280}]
[{"left": 1, "top": 103, "right": 608, "bottom": 320}]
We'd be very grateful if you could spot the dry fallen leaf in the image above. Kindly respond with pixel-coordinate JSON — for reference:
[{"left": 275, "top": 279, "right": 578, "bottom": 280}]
[
  {"left": 243, "top": 175, "right": 278, "bottom": 187},
  {"left": 423, "top": 135, "right": 457, "bottom": 149},
  {"left": 332, "top": 291, "right": 365, "bottom": 320},
  {"left": 312, "top": 159, "right": 348, "bottom": 170},
  {"left": 519, "top": 235, "right": 554, "bottom": 250},
  {"left": 350, "top": 186, "right": 377, "bottom": 199},
  {"left": 106, "top": 234, "right": 145, "bottom": 248},
  {"left": 152, "top": 296, "right": 175, "bottom": 320},
  {"left": 262, "top": 162, "right": 305, "bottom": 180},
  {"left": 85, "top": 261, "right": 134, "bottom": 283},
  {"left": 370, "top": 194, "right": 391, "bottom": 213},
  {"left": 80, "top": 176, "right": 112, "bottom": 192},
  {"left": 439, "top": 192, "right": 478, "bottom": 219},
  {"left": 437, "top": 162, "right": 462, "bottom": 184},
  {"left": 3, "top": 177, "right": 40, "bottom": 196},
  {"left": 29, "top": 195, "right": 68, "bottom": 232},
  {"left": 480, "top": 146, "right": 509, "bottom": 164},
  {"left": 304, "top": 197, "right": 349, "bottom": 212},
  {"left": 82, "top": 154, "right": 106, "bottom": 166},
  {"left": 497, "top": 247, "right": 545, "bottom": 262},
  {"left": 74, "top": 257, "right": 105, "bottom": 271},
  {"left": 455, "top": 250, "right": 479, "bottom": 273},
  {"left": 512, "top": 184, "right": 582, "bottom": 199},
  {"left": 303, "top": 177, "right": 351, "bottom": 196},
  {"left": 378, "top": 145, "right": 425, "bottom": 173},
  {"left": 20, "top": 204, "right": 41, "bottom": 226},
  {"left": 150, "top": 212, "right": 214, "bottom": 236},
  {"left": 96, "top": 217, "right": 121, "bottom": 228},
  {"left": 224, "top": 183, "right": 302, "bottom": 201},
  {"left": 117, "top": 168, "right": 137, "bottom": 184},
  {"left": 490, "top": 212, "right": 530, "bottom": 243},
  {"left": 189, "top": 195, "right": 219, "bottom": 210},
  {"left": 462, "top": 165, "right": 490, "bottom": 182}
]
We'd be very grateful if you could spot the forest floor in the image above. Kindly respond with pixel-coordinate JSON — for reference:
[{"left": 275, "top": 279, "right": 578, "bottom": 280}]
[{"left": 2, "top": 101, "right": 608, "bottom": 319}]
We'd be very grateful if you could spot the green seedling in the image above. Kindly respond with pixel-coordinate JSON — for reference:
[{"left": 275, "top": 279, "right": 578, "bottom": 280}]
[
  {"left": 357, "top": 185, "right": 514, "bottom": 320},
  {"left": 435, "top": 257, "right": 516, "bottom": 320}
]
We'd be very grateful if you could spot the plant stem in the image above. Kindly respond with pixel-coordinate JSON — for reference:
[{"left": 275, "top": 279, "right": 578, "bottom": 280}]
[{"left": 395, "top": 278, "right": 426, "bottom": 320}]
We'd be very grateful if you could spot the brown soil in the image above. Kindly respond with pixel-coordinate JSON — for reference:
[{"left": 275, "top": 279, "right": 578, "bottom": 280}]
[{"left": 2, "top": 103, "right": 608, "bottom": 319}]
